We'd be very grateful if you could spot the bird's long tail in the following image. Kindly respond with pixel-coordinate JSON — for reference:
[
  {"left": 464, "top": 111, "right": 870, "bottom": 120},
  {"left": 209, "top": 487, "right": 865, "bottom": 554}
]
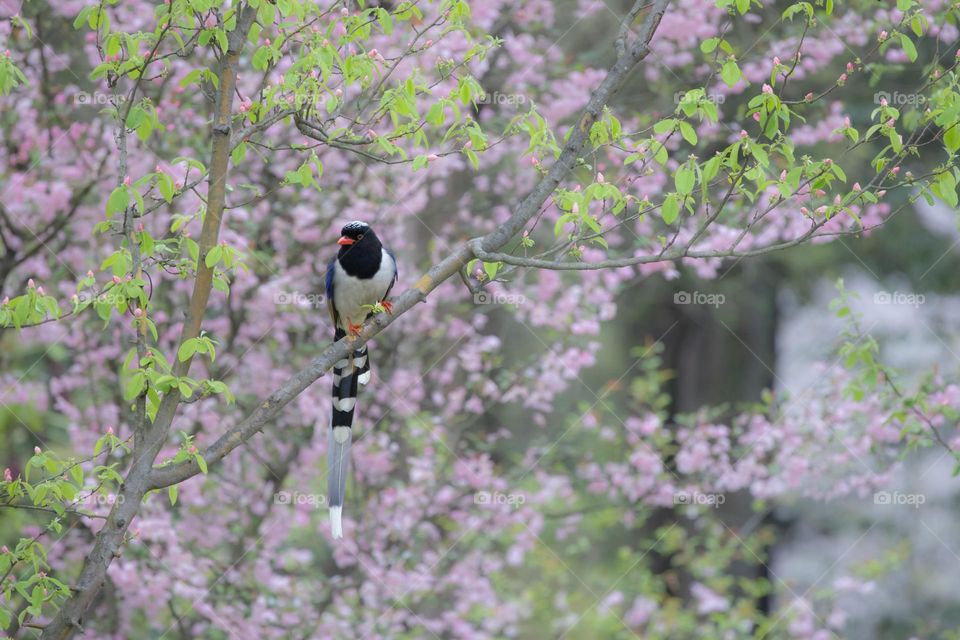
[{"left": 328, "top": 331, "right": 370, "bottom": 539}]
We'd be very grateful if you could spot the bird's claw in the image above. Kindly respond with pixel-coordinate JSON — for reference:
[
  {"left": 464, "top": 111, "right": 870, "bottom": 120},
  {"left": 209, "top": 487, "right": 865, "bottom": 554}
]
[
  {"left": 348, "top": 321, "right": 363, "bottom": 338},
  {"left": 381, "top": 300, "right": 394, "bottom": 314}
]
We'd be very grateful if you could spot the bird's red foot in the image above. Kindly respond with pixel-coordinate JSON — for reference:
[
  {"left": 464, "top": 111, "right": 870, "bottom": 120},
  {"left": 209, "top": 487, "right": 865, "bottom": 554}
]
[
  {"left": 381, "top": 300, "right": 394, "bottom": 314},
  {"left": 348, "top": 321, "right": 363, "bottom": 337}
]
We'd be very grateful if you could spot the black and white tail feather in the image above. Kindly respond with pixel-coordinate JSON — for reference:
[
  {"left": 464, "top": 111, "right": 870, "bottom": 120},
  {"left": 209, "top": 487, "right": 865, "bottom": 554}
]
[
  {"left": 327, "top": 328, "right": 370, "bottom": 538},
  {"left": 325, "top": 221, "right": 396, "bottom": 540}
]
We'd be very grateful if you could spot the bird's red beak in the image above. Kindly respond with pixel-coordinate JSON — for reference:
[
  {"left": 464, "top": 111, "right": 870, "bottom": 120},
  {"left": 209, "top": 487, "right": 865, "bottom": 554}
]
[{"left": 337, "top": 236, "right": 355, "bottom": 246}]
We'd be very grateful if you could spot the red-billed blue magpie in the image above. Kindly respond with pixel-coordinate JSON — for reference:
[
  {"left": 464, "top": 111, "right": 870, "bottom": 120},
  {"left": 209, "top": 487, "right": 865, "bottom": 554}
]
[{"left": 325, "top": 221, "right": 397, "bottom": 538}]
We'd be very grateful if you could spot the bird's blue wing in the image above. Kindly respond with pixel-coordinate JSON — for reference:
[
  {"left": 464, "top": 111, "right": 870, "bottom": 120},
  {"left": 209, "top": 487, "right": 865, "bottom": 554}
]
[
  {"left": 325, "top": 257, "right": 339, "bottom": 329},
  {"left": 382, "top": 246, "right": 399, "bottom": 300}
]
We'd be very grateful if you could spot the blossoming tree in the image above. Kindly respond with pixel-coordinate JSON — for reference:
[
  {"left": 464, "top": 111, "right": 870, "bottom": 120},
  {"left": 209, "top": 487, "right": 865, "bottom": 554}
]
[{"left": 1, "top": 0, "right": 959, "bottom": 637}]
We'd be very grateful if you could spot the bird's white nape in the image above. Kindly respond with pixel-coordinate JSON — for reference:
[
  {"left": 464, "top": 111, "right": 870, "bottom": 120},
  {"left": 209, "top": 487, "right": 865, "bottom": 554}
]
[{"left": 330, "top": 505, "right": 343, "bottom": 539}]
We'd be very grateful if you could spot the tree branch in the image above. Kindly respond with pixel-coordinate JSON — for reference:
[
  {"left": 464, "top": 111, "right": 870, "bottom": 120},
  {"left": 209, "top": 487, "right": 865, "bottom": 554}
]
[
  {"left": 148, "top": 0, "right": 673, "bottom": 489},
  {"left": 39, "top": 6, "right": 260, "bottom": 638}
]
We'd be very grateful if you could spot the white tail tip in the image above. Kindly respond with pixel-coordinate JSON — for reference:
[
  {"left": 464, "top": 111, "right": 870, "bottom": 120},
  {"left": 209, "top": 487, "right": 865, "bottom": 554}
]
[{"left": 330, "top": 505, "right": 343, "bottom": 539}]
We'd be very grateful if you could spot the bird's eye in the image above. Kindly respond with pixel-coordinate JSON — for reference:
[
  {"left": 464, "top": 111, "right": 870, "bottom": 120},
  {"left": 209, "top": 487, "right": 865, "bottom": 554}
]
[{"left": 357, "top": 233, "right": 364, "bottom": 240}]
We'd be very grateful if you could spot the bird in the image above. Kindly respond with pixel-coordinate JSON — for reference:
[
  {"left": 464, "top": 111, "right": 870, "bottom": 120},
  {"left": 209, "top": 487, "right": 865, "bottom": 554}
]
[{"left": 324, "top": 220, "right": 397, "bottom": 539}]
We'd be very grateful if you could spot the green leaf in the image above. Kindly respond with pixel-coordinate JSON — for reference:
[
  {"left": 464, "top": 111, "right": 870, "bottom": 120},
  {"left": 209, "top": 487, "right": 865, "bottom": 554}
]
[
  {"left": 653, "top": 119, "right": 676, "bottom": 135},
  {"left": 157, "top": 172, "right": 175, "bottom": 203},
  {"left": 105, "top": 187, "right": 129, "bottom": 218},
  {"left": 678, "top": 121, "right": 698, "bottom": 146},
  {"left": 899, "top": 33, "right": 917, "bottom": 62},
  {"left": 661, "top": 193, "right": 679, "bottom": 224},
  {"left": 70, "top": 464, "right": 83, "bottom": 486},
  {"left": 944, "top": 126, "right": 960, "bottom": 154},
  {"left": 168, "top": 485, "right": 178, "bottom": 506},
  {"left": 377, "top": 7, "right": 394, "bottom": 34},
  {"left": 178, "top": 339, "right": 198, "bottom": 362},
  {"left": 721, "top": 59, "right": 741, "bottom": 87},
  {"left": 205, "top": 245, "right": 224, "bottom": 268},
  {"left": 674, "top": 166, "right": 696, "bottom": 195},
  {"left": 126, "top": 104, "right": 146, "bottom": 130}
]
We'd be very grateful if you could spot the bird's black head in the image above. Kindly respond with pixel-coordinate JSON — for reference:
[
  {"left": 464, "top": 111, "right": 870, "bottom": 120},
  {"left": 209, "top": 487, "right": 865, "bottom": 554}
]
[
  {"left": 337, "top": 220, "right": 378, "bottom": 248},
  {"left": 336, "top": 220, "right": 383, "bottom": 277}
]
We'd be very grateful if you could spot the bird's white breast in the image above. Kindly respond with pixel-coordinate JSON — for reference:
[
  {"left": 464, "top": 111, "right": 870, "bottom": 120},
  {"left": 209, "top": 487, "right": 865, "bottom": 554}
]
[{"left": 332, "top": 248, "right": 396, "bottom": 327}]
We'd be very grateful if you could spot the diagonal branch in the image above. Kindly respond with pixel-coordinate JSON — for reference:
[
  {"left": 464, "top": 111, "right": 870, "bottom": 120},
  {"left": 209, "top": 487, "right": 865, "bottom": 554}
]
[{"left": 148, "top": 0, "right": 672, "bottom": 490}]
